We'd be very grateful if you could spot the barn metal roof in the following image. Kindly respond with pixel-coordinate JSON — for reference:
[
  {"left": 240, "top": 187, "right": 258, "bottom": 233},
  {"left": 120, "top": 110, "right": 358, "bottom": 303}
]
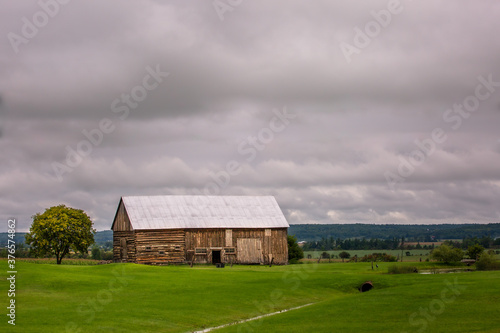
[{"left": 120, "top": 195, "right": 289, "bottom": 230}]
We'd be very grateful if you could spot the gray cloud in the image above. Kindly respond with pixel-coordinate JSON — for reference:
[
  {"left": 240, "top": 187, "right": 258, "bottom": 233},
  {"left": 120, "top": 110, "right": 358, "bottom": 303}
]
[{"left": 1, "top": 0, "right": 500, "bottom": 231}]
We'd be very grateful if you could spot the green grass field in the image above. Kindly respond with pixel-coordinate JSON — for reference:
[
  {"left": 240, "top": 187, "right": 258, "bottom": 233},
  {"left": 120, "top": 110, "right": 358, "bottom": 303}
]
[{"left": 1, "top": 260, "right": 499, "bottom": 332}]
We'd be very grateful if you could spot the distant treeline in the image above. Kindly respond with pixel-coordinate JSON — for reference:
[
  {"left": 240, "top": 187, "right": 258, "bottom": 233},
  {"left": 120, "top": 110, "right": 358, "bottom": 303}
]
[
  {"left": 0, "top": 230, "right": 114, "bottom": 260},
  {"left": 2, "top": 224, "right": 500, "bottom": 250},
  {"left": 0, "top": 230, "right": 113, "bottom": 248},
  {"left": 303, "top": 237, "right": 402, "bottom": 251},
  {"left": 0, "top": 233, "right": 27, "bottom": 247},
  {"left": 302, "top": 235, "right": 500, "bottom": 251},
  {"left": 289, "top": 223, "right": 500, "bottom": 242}
]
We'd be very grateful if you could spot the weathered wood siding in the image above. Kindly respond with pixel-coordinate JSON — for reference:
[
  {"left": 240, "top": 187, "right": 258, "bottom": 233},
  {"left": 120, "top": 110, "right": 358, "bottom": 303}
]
[
  {"left": 112, "top": 200, "right": 132, "bottom": 231},
  {"left": 185, "top": 229, "right": 225, "bottom": 263},
  {"left": 232, "top": 228, "right": 288, "bottom": 264},
  {"left": 269, "top": 228, "right": 288, "bottom": 264},
  {"left": 112, "top": 195, "right": 289, "bottom": 265},
  {"left": 184, "top": 228, "right": 288, "bottom": 265},
  {"left": 134, "top": 229, "right": 185, "bottom": 264},
  {"left": 237, "top": 238, "right": 263, "bottom": 263},
  {"left": 112, "top": 208, "right": 288, "bottom": 264},
  {"left": 112, "top": 200, "right": 136, "bottom": 262},
  {"left": 113, "top": 231, "right": 135, "bottom": 262}
]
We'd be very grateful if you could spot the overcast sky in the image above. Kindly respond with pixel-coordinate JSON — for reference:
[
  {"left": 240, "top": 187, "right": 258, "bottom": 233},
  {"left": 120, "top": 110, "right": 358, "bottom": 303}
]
[{"left": 2, "top": 0, "right": 500, "bottom": 232}]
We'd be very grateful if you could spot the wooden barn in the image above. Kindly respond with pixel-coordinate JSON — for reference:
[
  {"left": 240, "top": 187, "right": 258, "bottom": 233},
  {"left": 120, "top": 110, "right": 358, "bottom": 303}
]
[{"left": 111, "top": 195, "right": 289, "bottom": 265}]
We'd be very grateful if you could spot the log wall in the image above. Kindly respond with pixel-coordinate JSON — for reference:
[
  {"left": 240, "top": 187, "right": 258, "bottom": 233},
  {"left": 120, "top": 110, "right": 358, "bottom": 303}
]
[
  {"left": 113, "top": 227, "right": 288, "bottom": 265},
  {"left": 113, "top": 231, "right": 135, "bottom": 262},
  {"left": 134, "top": 229, "right": 185, "bottom": 265}
]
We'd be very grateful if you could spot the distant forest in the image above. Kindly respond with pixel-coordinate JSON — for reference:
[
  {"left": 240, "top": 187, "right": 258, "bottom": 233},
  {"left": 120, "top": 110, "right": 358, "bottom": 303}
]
[
  {"left": 289, "top": 223, "right": 500, "bottom": 242},
  {"left": 289, "top": 223, "right": 500, "bottom": 251},
  {"left": 0, "top": 230, "right": 113, "bottom": 248},
  {"left": 2, "top": 224, "right": 499, "bottom": 250}
]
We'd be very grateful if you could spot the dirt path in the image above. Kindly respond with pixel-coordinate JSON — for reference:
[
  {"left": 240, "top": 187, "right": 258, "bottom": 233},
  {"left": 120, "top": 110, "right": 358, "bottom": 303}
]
[{"left": 192, "top": 303, "right": 315, "bottom": 332}]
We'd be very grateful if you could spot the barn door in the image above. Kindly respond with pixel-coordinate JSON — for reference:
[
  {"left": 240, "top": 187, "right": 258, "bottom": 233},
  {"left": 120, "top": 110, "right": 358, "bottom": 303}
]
[
  {"left": 212, "top": 250, "right": 221, "bottom": 264},
  {"left": 237, "top": 238, "right": 263, "bottom": 264},
  {"left": 120, "top": 238, "right": 128, "bottom": 260}
]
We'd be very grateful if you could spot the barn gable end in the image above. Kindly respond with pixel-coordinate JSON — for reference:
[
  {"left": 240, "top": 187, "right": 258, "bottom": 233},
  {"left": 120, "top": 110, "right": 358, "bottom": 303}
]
[
  {"left": 111, "top": 199, "right": 136, "bottom": 261},
  {"left": 111, "top": 198, "right": 132, "bottom": 231}
]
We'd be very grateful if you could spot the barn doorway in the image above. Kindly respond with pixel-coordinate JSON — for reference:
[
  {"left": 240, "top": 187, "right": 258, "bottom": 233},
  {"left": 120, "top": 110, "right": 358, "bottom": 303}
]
[
  {"left": 237, "top": 238, "right": 263, "bottom": 264},
  {"left": 120, "top": 238, "right": 127, "bottom": 260},
  {"left": 212, "top": 250, "right": 221, "bottom": 264}
]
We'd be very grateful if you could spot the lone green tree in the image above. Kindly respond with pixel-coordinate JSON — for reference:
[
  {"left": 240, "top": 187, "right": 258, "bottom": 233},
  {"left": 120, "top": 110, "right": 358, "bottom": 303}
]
[
  {"left": 321, "top": 251, "right": 330, "bottom": 259},
  {"left": 430, "top": 244, "right": 463, "bottom": 264},
  {"left": 287, "top": 235, "right": 304, "bottom": 263},
  {"left": 25, "top": 205, "right": 95, "bottom": 264},
  {"left": 466, "top": 244, "right": 484, "bottom": 260},
  {"left": 91, "top": 246, "right": 102, "bottom": 260},
  {"left": 339, "top": 251, "right": 350, "bottom": 262},
  {"left": 475, "top": 251, "right": 499, "bottom": 271}
]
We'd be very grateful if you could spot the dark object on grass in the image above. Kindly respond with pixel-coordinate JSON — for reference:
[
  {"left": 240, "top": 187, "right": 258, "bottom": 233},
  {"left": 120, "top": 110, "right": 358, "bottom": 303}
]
[
  {"left": 216, "top": 263, "right": 225, "bottom": 268},
  {"left": 388, "top": 265, "right": 418, "bottom": 274},
  {"left": 461, "top": 259, "right": 476, "bottom": 266},
  {"left": 359, "top": 281, "right": 373, "bottom": 292}
]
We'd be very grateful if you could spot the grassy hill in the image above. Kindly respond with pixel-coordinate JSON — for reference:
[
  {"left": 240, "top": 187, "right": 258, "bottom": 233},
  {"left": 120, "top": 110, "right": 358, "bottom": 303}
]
[{"left": 1, "top": 260, "right": 499, "bottom": 332}]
